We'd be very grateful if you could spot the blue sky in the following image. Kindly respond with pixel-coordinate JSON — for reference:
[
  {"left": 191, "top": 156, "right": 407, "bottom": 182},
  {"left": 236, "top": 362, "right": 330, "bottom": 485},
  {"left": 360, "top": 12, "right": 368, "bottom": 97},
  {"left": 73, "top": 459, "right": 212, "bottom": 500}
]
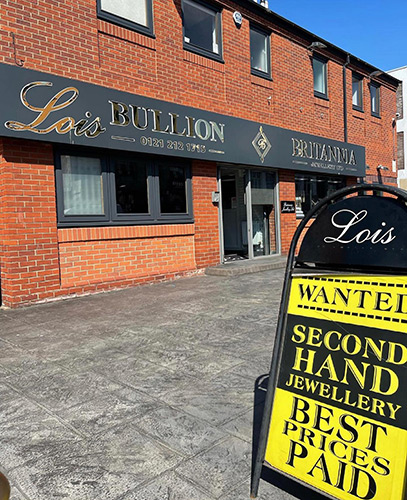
[{"left": 268, "top": 0, "right": 406, "bottom": 71}]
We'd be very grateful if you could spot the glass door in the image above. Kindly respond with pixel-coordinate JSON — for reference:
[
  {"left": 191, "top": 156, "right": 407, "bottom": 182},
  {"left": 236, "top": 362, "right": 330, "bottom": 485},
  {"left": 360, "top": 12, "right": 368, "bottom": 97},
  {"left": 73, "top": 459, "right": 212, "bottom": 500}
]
[
  {"left": 248, "top": 170, "right": 277, "bottom": 258},
  {"left": 220, "top": 167, "right": 248, "bottom": 261},
  {"left": 220, "top": 167, "right": 278, "bottom": 262}
]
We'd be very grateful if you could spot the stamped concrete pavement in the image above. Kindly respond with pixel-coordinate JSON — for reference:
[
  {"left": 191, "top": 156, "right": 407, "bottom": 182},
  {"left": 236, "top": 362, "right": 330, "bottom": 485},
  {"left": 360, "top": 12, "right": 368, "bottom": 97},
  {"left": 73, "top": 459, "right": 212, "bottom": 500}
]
[{"left": 0, "top": 269, "right": 321, "bottom": 500}]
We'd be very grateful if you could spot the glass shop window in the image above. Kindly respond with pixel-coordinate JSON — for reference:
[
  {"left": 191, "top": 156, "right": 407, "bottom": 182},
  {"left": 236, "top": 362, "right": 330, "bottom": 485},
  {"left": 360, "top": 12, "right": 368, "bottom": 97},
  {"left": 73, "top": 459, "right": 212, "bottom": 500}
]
[
  {"left": 56, "top": 151, "right": 192, "bottom": 227},
  {"left": 113, "top": 158, "right": 149, "bottom": 215},
  {"left": 295, "top": 174, "right": 346, "bottom": 218},
  {"left": 61, "top": 155, "right": 104, "bottom": 216},
  {"left": 158, "top": 165, "right": 187, "bottom": 214}
]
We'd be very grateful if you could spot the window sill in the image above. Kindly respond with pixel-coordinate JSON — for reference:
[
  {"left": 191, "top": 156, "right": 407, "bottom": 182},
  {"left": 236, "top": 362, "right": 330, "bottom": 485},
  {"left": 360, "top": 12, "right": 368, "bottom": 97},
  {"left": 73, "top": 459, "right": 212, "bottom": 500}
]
[
  {"left": 183, "top": 49, "right": 225, "bottom": 72},
  {"left": 352, "top": 107, "right": 365, "bottom": 120},
  {"left": 251, "top": 68, "right": 271, "bottom": 80},
  {"left": 58, "top": 224, "right": 195, "bottom": 243},
  {"left": 183, "top": 44, "right": 223, "bottom": 64},
  {"left": 251, "top": 73, "right": 273, "bottom": 88},
  {"left": 314, "top": 95, "right": 330, "bottom": 108},
  {"left": 314, "top": 92, "right": 329, "bottom": 102},
  {"left": 97, "top": 20, "right": 156, "bottom": 49}
]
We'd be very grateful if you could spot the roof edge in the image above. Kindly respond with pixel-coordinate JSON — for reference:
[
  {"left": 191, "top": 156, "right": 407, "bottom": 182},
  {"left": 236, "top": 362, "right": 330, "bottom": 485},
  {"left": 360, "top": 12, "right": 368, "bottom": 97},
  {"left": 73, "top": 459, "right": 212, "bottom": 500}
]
[{"left": 235, "top": 0, "right": 400, "bottom": 88}]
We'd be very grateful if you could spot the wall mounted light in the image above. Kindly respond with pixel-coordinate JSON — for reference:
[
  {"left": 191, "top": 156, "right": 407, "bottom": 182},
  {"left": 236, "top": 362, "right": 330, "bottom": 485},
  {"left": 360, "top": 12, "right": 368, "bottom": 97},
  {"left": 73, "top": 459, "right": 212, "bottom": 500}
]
[
  {"left": 369, "top": 70, "right": 384, "bottom": 79},
  {"left": 307, "top": 41, "right": 327, "bottom": 52},
  {"left": 377, "top": 165, "right": 389, "bottom": 171}
]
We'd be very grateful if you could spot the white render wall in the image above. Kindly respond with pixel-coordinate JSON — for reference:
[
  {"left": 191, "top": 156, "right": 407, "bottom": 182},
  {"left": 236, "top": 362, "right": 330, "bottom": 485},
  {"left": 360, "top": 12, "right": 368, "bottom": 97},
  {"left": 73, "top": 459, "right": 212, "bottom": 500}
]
[{"left": 388, "top": 66, "right": 407, "bottom": 188}]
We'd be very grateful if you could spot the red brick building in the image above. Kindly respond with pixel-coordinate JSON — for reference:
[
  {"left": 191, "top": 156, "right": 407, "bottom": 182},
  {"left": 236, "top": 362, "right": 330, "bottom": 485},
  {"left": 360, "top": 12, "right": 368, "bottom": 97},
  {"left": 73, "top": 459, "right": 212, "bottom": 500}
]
[{"left": 0, "top": 0, "right": 399, "bottom": 307}]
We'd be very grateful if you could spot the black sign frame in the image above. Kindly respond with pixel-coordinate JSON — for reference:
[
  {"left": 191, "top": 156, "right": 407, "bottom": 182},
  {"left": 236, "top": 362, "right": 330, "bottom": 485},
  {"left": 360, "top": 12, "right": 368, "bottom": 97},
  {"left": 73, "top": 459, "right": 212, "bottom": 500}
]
[{"left": 251, "top": 183, "right": 407, "bottom": 500}]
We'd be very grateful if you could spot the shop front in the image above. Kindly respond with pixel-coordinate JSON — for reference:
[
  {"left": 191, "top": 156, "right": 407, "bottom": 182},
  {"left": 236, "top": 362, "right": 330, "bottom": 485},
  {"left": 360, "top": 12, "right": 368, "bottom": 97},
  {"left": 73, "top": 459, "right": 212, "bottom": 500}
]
[{"left": 0, "top": 63, "right": 366, "bottom": 306}]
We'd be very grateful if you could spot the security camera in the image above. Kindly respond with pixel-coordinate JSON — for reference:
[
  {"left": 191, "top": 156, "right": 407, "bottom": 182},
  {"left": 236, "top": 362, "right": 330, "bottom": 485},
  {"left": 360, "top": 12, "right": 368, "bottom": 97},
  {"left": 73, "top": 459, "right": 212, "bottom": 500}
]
[{"left": 396, "top": 112, "right": 400, "bottom": 118}]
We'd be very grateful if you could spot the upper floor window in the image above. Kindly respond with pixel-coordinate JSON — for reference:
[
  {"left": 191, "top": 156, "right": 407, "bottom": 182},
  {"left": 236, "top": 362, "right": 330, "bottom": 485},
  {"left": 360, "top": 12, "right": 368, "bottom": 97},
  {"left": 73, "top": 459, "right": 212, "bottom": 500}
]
[
  {"left": 250, "top": 26, "right": 271, "bottom": 78},
  {"left": 352, "top": 73, "right": 363, "bottom": 111},
  {"left": 97, "top": 0, "right": 154, "bottom": 37},
  {"left": 312, "top": 56, "right": 328, "bottom": 99},
  {"left": 370, "top": 83, "right": 380, "bottom": 117},
  {"left": 182, "top": 0, "right": 222, "bottom": 61}
]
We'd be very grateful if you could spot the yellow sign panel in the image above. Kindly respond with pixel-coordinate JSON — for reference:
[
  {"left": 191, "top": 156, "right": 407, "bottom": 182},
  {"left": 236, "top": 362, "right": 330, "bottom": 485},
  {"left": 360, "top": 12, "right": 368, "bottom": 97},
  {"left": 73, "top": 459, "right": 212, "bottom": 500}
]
[
  {"left": 265, "top": 275, "right": 407, "bottom": 500},
  {"left": 288, "top": 275, "right": 407, "bottom": 334}
]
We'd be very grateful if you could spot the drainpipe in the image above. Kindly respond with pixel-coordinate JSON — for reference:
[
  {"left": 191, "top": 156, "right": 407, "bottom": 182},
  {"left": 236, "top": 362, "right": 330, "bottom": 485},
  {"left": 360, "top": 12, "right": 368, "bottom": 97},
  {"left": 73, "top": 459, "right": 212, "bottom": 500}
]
[{"left": 343, "top": 53, "right": 350, "bottom": 143}]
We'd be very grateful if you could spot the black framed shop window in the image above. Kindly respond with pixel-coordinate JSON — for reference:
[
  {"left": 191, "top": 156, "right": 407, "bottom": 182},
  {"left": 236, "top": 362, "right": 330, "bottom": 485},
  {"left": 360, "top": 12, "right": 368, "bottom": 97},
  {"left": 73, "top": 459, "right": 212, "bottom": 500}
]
[
  {"left": 250, "top": 25, "right": 271, "bottom": 79},
  {"left": 312, "top": 56, "right": 328, "bottom": 99},
  {"left": 182, "top": 0, "right": 222, "bottom": 61},
  {"left": 97, "top": 0, "right": 154, "bottom": 37},
  {"left": 352, "top": 73, "right": 364, "bottom": 111},
  {"left": 55, "top": 149, "right": 193, "bottom": 227},
  {"left": 295, "top": 173, "right": 346, "bottom": 218},
  {"left": 370, "top": 82, "right": 380, "bottom": 117}
]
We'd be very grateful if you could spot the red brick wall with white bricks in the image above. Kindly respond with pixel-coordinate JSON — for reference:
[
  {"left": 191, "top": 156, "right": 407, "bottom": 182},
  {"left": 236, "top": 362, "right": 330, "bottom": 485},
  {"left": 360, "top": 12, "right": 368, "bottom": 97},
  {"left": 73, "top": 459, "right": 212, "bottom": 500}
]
[{"left": 0, "top": 0, "right": 398, "bottom": 306}]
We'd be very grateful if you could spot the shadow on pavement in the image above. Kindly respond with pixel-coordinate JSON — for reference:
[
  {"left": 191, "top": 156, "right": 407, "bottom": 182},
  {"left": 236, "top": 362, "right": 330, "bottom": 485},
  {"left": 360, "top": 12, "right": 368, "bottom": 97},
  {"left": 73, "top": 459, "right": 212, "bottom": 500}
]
[{"left": 251, "top": 375, "right": 327, "bottom": 500}]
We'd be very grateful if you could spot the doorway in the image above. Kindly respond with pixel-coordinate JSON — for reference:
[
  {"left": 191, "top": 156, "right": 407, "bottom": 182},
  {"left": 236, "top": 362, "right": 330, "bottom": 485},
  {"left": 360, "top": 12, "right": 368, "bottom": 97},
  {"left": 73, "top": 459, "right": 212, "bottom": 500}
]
[{"left": 220, "top": 167, "right": 279, "bottom": 262}]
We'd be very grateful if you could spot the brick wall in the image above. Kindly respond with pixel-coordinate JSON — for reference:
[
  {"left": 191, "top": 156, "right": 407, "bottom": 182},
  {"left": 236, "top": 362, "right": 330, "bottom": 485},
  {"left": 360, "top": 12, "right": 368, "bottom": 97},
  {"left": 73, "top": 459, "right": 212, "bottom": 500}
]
[
  {"left": 192, "top": 161, "right": 220, "bottom": 268},
  {"left": 278, "top": 170, "right": 297, "bottom": 254},
  {"left": 0, "top": 0, "right": 398, "bottom": 306},
  {"left": 0, "top": 0, "right": 398, "bottom": 142},
  {"left": 0, "top": 138, "right": 214, "bottom": 307},
  {"left": 58, "top": 226, "right": 196, "bottom": 287},
  {"left": 0, "top": 138, "right": 60, "bottom": 307}
]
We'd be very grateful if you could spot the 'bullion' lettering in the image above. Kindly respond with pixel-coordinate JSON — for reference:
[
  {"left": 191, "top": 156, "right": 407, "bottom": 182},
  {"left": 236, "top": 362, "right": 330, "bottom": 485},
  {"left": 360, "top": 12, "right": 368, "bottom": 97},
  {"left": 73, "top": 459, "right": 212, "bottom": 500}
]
[{"left": 108, "top": 100, "right": 225, "bottom": 142}]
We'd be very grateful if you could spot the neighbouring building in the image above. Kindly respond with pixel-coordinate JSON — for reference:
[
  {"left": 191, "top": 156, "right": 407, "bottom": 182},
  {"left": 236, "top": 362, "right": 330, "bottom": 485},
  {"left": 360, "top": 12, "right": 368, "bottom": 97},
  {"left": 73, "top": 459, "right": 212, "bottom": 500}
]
[
  {"left": 0, "top": 0, "right": 399, "bottom": 307},
  {"left": 388, "top": 65, "right": 406, "bottom": 189}
]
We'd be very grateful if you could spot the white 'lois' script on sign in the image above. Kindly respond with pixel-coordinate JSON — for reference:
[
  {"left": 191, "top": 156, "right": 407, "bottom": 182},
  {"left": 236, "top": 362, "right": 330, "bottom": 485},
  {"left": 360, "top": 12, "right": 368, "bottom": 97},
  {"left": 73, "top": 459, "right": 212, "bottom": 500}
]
[{"left": 324, "top": 209, "right": 396, "bottom": 245}]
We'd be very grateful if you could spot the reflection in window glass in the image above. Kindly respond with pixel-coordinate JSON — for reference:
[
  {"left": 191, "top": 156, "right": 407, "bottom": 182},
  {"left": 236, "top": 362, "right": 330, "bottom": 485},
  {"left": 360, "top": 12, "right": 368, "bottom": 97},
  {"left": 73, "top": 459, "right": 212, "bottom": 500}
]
[
  {"left": 295, "top": 174, "right": 346, "bottom": 218},
  {"left": 313, "top": 58, "right": 327, "bottom": 96},
  {"left": 114, "top": 159, "right": 149, "bottom": 214},
  {"left": 61, "top": 156, "right": 104, "bottom": 215},
  {"left": 371, "top": 84, "right": 380, "bottom": 116},
  {"left": 352, "top": 74, "right": 363, "bottom": 109},
  {"left": 250, "top": 28, "right": 269, "bottom": 75},
  {"left": 100, "top": 0, "right": 148, "bottom": 27},
  {"left": 183, "top": 0, "right": 220, "bottom": 55},
  {"left": 159, "top": 166, "right": 187, "bottom": 213}
]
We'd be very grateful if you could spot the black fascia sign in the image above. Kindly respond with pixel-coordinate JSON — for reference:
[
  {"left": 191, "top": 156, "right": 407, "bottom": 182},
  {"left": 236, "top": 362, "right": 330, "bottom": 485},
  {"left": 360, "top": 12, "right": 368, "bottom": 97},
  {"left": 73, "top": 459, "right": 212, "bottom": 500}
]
[
  {"left": 0, "top": 62, "right": 365, "bottom": 176},
  {"left": 251, "top": 183, "right": 407, "bottom": 500}
]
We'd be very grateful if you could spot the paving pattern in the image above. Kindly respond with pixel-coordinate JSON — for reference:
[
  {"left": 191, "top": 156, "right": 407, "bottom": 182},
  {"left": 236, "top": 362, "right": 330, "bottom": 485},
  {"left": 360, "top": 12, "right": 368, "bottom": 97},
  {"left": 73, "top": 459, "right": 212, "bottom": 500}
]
[{"left": 0, "top": 270, "right": 324, "bottom": 499}]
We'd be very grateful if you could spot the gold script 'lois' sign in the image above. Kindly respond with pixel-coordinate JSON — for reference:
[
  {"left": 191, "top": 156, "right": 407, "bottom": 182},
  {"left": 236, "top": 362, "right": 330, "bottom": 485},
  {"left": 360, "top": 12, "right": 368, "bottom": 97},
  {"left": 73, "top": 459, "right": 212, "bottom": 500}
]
[{"left": 5, "top": 81, "right": 105, "bottom": 138}]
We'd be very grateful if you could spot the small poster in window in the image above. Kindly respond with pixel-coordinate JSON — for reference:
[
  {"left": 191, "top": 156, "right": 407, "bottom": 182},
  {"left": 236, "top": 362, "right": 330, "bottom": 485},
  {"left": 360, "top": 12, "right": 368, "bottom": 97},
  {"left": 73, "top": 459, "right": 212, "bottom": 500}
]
[{"left": 280, "top": 200, "right": 296, "bottom": 213}]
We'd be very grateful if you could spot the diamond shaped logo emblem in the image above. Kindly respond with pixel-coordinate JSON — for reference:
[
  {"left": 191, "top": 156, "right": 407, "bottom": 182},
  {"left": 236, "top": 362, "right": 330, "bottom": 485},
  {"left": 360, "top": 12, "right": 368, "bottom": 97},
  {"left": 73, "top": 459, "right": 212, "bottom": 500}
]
[{"left": 252, "top": 126, "right": 271, "bottom": 163}]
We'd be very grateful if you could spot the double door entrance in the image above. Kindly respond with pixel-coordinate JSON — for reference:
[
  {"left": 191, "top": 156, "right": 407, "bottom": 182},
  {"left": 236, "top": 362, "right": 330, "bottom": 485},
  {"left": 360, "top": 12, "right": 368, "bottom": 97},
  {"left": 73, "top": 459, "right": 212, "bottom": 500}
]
[{"left": 220, "top": 167, "right": 279, "bottom": 262}]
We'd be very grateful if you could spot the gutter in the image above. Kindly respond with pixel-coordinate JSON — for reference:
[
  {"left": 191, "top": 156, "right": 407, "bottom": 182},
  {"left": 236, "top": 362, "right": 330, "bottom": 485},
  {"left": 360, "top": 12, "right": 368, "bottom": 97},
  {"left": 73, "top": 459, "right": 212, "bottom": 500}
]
[{"left": 343, "top": 53, "right": 350, "bottom": 143}]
